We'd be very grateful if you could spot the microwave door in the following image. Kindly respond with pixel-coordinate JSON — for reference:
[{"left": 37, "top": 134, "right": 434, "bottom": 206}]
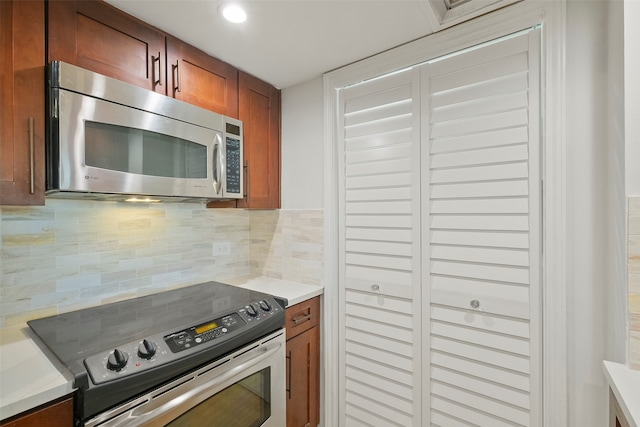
[{"left": 54, "top": 89, "right": 219, "bottom": 199}]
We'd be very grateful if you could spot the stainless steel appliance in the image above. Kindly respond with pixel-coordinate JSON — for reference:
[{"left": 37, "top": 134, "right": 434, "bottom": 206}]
[
  {"left": 28, "top": 281, "right": 286, "bottom": 426},
  {"left": 46, "top": 61, "right": 243, "bottom": 202}
]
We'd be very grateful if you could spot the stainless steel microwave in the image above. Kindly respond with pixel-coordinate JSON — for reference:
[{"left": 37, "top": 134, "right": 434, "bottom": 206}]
[{"left": 46, "top": 61, "right": 243, "bottom": 202}]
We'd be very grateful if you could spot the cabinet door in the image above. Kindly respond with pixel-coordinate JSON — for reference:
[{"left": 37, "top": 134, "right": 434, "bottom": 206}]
[
  {"left": 287, "top": 326, "right": 320, "bottom": 427},
  {"left": 423, "top": 29, "right": 542, "bottom": 427},
  {"left": 48, "top": 0, "right": 166, "bottom": 94},
  {"left": 237, "top": 71, "right": 281, "bottom": 209},
  {"left": 337, "top": 68, "right": 422, "bottom": 425},
  {"left": 0, "top": 396, "right": 73, "bottom": 427},
  {"left": 166, "top": 37, "right": 238, "bottom": 117},
  {"left": 0, "top": 0, "right": 45, "bottom": 206}
]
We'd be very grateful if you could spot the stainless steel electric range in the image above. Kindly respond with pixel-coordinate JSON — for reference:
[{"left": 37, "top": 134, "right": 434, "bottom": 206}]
[{"left": 28, "top": 281, "right": 287, "bottom": 427}]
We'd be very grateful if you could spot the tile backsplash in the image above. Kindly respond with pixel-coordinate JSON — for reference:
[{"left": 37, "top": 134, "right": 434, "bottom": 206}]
[
  {"left": 629, "top": 196, "right": 640, "bottom": 370},
  {"left": 249, "top": 210, "right": 323, "bottom": 285},
  {"left": 0, "top": 199, "right": 323, "bottom": 327}
]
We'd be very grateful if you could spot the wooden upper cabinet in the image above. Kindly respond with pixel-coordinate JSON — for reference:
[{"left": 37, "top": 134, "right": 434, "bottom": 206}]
[
  {"left": 166, "top": 37, "right": 238, "bottom": 117},
  {"left": 237, "top": 71, "right": 281, "bottom": 209},
  {"left": 48, "top": 0, "right": 166, "bottom": 94},
  {"left": 0, "top": 0, "right": 46, "bottom": 206}
]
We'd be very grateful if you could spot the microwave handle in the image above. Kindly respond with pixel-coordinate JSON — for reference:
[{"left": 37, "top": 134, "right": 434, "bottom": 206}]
[{"left": 212, "top": 136, "right": 223, "bottom": 195}]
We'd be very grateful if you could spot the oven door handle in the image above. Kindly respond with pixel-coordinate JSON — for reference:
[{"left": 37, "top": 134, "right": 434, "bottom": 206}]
[{"left": 125, "top": 340, "right": 283, "bottom": 425}]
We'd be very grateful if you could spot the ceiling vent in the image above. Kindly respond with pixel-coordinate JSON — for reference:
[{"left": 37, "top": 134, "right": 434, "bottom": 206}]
[
  {"left": 444, "top": 0, "right": 472, "bottom": 9},
  {"left": 422, "top": 0, "right": 522, "bottom": 31}
]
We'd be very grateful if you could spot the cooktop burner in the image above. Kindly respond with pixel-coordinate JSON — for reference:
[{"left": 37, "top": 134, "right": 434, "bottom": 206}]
[{"left": 27, "top": 280, "right": 286, "bottom": 421}]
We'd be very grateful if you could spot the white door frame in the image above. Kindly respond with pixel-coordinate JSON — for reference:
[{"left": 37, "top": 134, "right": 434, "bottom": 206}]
[{"left": 323, "top": 1, "right": 567, "bottom": 426}]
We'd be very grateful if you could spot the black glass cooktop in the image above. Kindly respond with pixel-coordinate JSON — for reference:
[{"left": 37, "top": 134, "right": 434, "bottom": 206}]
[
  {"left": 28, "top": 280, "right": 285, "bottom": 371},
  {"left": 28, "top": 280, "right": 287, "bottom": 421}
]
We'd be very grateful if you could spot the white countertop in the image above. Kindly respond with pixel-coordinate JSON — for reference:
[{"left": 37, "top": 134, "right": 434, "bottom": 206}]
[
  {"left": 221, "top": 276, "right": 324, "bottom": 307},
  {"left": 0, "top": 277, "right": 322, "bottom": 421},
  {"left": 603, "top": 360, "right": 640, "bottom": 427},
  {"left": 0, "top": 325, "right": 75, "bottom": 421}
]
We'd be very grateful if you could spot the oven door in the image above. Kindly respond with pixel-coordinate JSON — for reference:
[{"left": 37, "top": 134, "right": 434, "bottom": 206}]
[{"left": 85, "top": 331, "right": 286, "bottom": 427}]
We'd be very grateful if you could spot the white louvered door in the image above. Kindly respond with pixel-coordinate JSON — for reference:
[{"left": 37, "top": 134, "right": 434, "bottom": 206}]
[
  {"left": 423, "top": 29, "right": 541, "bottom": 427},
  {"left": 338, "top": 67, "right": 423, "bottom": 426},
  {"left": 336, "top": 28, "right": 541, "bottom": 427}
]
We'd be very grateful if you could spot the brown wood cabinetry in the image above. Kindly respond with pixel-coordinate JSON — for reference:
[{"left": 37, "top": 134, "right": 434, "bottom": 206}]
[
  {"left": 237, "top": 71, "right": 281, "bottom": 209},
  {"left": 0, "top": 396, "right": 73, "bottom": 427},
  {"left": 48, "top": 1, "right": 239, "bottom": 117},
  {"left": 285, "top": 297, "right": 320, "bottom": 427},
  {"left": 166, "top": 37, "right": 238, "bottom": 117},
  {"left": 0, "top": 0, "right": 46, "bottom": 206},
  {"left": 48, "top": 0, "right": 166, "bottom": 94},
  {"left": 609, "top": 389, "right": 631, "bottom": 427}
]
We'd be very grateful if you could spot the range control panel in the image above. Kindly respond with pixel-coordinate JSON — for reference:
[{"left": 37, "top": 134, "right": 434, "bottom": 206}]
[
  {"left": 83, "top": 298, "right": 282, "bottom": 385},
  {"left": 165, "top": 312, "right": 244, "bottom": 353}
]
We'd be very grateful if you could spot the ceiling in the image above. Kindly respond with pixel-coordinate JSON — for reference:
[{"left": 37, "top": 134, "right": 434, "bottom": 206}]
[{"left": 104, "top": 1, "right": 438, "bottom": 89}]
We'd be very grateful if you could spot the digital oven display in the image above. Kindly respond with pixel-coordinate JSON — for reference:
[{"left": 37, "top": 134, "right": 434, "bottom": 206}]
[{"left": 195, "top": 322, "right": 218, "bottom": 335}]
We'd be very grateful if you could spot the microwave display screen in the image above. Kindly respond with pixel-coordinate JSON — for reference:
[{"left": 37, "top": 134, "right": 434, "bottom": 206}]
[{"left": 84, "top": 121, "right": 207, "bottom": 179}]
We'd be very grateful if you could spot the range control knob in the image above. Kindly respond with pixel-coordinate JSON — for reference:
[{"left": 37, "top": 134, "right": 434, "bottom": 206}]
[
  {"left": 259, "top": 300, "right": 271, "bottom": 312},
  {"left": 107, "top": 349, "right": 129, "bottom": 371},
  {"left": 246, "top": 304, "right": 258, "bottom": 317},
  {"left": 138, "top": 339, "right": 157, "bottom": 359}
]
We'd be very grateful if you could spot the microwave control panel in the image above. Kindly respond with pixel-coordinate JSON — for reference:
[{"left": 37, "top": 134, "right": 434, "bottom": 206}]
[
  {"left": 224, "top": 119, "right": 243, "bottom": 197},
  {"left": 225, "top": 136, "right": 241, "bottom": 195}
]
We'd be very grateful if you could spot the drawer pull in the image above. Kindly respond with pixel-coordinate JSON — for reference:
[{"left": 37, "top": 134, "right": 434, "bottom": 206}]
[
  {"left": 292, "top": 313, "right": 312, "bottom": 325},
  {"left": 371, "top": 284, "right": 380, "bottom": 293},
  {"left": 469, "top": 299, "right": 481, "bottom": 309}
]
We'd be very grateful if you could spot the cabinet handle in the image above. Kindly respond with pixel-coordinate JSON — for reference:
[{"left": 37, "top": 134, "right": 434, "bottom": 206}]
[
  {"left": 152, "top": 53, "right": 161, "bottom": 87},
  {"left": 243, "top": 160, "right": 249, "bottom": 201},
  {"left": 292, "top": 313, "right": 312, "bottom": 325},
  {"left": 371, "top": 284, "right": 380, "bottom": 293},
  {"left": 28, "top": 117, "right": 34, "bottom": 194},
  {"left": 286, "top": 351, "right": 292, "bottom": 398},
  {"left": 469, "top": 299, "right": 481, "bottom": 309},
  {"left": 172, "top": 60, "right": 181, "bottom": 93}
]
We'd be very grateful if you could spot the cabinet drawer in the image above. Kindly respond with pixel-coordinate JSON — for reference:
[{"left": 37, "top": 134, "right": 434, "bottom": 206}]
[{"left": 286, "top": 296, "right": 320, "bottom": 340}]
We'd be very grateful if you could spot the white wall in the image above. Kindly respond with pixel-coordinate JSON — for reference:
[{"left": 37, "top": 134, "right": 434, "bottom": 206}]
[
  {"left": 565, "top": 0, "right": 611, "bottom": 425},
  {"left": 625, "top": 0, "right": 640, "bottom": 195},
  {"left": 281, "top": 77, "right": 324, "bottom": 210},
  {"left": 606, "top": 0, "right": 627, "bottom": 365}
]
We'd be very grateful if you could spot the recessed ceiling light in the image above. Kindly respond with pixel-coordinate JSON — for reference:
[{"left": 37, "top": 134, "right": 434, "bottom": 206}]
[{"left": 219, "top": 3, "right": 247, "bottom": 23}]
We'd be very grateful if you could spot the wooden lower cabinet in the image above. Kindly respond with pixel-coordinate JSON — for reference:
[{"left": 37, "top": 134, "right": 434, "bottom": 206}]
[
  {"left": 286, "top": 297, "right": 320, "bottom": 427},
  {"left": 609, "top": 389, "right": 631, "bottom": 427},
  {"left": 0, "top": 396, "right": 73, "bottom": 427}
]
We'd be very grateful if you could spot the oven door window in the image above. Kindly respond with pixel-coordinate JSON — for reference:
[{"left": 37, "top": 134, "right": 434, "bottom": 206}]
[
  {"left": 84, "top": 121, "right": 207, "bottom": 179},
  {"left": 166, "top": 367, "right": 271, "bottom": 427}
]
